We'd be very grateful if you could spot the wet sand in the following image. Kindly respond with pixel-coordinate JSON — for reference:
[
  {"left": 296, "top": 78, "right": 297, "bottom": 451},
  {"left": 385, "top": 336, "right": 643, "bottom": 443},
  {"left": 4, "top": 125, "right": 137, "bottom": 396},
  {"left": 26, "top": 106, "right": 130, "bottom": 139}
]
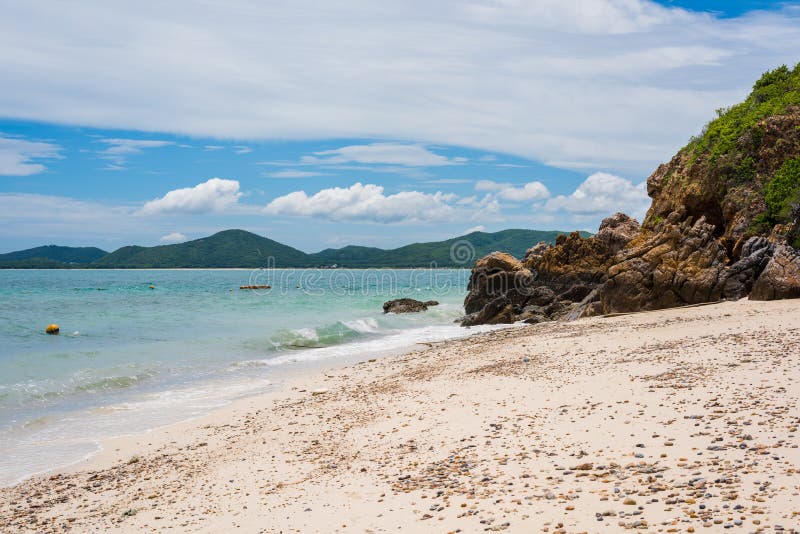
[{"left": 2, "top": 298, "right": 799, "bottom": 533}]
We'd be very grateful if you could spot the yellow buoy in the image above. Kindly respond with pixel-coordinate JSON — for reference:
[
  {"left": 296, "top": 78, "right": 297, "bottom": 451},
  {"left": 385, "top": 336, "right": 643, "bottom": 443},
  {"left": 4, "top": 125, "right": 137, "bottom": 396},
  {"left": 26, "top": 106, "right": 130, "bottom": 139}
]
[
  {"left": 45, "top": 324, "right": 60, "bottom": 335},
  {"left": 149, "top": 285, "right": 155, "bottom": 289}
]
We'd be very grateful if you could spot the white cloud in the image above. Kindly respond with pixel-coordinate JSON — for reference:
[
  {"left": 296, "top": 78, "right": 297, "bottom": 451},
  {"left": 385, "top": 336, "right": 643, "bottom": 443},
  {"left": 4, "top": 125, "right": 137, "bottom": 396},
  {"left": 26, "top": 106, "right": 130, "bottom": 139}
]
[
  {"left": 266, "top": 169, "right": 325, "bottom": 178},
  {"left": 98, "top": 138, "right": 173, "bottom": 166},
  {"left": 545, "top": 172, "right": 650, "bottom": 219},
  {"left": 1, "top": 3, "right": 799, "bottom": 174},
  {"left": 464, "top": 225, "right": 485, "bottom": 234},
  {"left": 140, "top": 178, "right": 242, "bottom": 215},
  {"left": 265, "top": 182, "right": 459, "bottom": 223},
  {"left": 303, "top": 143, "right": 463, "bottom": 167},
  {"left": 160, "top": 231, "right": 188, "bottom": 243},
  {"left": 475, "top": 180, "right": 551, "bottom": 201},
  {"left": 0, "top": 135, "right": 61, "bottom": 176}
]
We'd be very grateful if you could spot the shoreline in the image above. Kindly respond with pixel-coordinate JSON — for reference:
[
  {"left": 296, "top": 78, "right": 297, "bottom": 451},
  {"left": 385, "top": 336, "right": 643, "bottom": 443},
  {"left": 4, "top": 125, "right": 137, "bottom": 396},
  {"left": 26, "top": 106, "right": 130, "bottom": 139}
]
[
  {"left": 1, "top": 319, "right": 510, "bottom": 489},
  {"left": 2, "top": 298, "right": 800, "bottom": 532}
]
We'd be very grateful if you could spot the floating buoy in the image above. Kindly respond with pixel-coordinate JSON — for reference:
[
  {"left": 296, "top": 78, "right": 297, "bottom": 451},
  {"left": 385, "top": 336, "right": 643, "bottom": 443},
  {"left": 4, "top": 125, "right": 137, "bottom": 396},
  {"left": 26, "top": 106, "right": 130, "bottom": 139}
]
[
  {"left": 149, "top": 285, "right": 155, "bottom": 289},
  {"left": 45, "top": 324, "right": 60, "bottom": 335}
]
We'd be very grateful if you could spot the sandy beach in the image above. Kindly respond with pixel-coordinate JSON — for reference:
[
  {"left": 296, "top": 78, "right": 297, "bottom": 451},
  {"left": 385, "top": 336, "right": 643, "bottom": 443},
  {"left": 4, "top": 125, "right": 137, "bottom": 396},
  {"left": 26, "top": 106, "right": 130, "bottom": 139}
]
[{"left": 2, "top": 298, "right": 799, "bottom": 533}]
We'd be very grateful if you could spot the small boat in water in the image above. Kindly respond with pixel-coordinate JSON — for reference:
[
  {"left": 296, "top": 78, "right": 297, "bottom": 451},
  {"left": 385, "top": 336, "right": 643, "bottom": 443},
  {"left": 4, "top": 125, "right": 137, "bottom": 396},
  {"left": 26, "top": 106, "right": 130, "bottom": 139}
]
[{"left": 239, "top": 285, "right": 271, "bottom": 290}]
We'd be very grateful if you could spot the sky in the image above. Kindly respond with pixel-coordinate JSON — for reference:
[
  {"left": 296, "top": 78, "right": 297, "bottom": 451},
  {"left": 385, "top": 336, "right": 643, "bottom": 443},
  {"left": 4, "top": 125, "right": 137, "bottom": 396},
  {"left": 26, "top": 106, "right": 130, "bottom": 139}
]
[{"left": 1, "top": 0, "right": 799, "bottom": 254}]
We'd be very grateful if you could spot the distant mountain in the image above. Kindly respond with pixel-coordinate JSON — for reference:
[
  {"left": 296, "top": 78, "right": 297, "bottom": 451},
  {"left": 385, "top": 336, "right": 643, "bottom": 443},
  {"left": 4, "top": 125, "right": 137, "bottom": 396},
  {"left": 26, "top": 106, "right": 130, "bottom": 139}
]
[
  {"left": 91, "top": 229, "right": 309, "bottom": 268},
  {"left": 0, "top": 245, "right": 107, "bottom": 268},
  {"left": 307, "top": 229, "right": 589, "bottom": 267},
  {"left": 1, "top": 228, "right": 589, "bottom": 269}
]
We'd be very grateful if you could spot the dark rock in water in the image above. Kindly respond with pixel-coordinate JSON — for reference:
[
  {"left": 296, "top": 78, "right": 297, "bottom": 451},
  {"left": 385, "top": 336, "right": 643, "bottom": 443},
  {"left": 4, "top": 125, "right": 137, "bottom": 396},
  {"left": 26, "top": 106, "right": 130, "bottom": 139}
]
[
  {"left": 383, "top": 298, "right": 438, "bottom": 314},
  {"left": 461, "top": 67, "right": 800, "bottom": 326}
]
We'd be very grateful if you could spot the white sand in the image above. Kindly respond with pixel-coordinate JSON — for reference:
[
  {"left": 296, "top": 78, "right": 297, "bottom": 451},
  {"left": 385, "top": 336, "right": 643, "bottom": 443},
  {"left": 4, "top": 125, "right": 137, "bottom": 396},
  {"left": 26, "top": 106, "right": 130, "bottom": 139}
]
[{"left": 2, "top": 298, "right": 799, "bottom": 533}]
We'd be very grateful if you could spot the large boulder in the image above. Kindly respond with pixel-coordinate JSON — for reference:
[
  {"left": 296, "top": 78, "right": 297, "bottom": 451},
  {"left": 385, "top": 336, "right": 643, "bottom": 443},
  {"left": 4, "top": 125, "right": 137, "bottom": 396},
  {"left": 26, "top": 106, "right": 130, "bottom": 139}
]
[
  {"left": 594, "top": 212, "right": 641, "bottom": 254},
  {"left": 750, "top": 245, "right": 800, "bottom": 300},
  {"left": 462, "top": 214, "right": 639, "bottom": 326},
  {"left": 462, "top": 252, "right": 536, "bottom": 325},
  {"left": 597, "top": 218, "right": 773, "bottom": 314}
]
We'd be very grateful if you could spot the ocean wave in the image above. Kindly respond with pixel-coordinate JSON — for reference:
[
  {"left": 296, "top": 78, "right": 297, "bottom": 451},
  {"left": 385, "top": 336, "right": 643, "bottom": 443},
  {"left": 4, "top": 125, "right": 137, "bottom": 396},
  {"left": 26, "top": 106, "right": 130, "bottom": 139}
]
[
  {"left": 238, "top": 321, "right": 509, "bottom": 370},
  {"left": 73, "top": 374, "right": 148, "bottom": 393},
  {"left": 0, "top": 369, "right": 157, "bottom": 410},
  {"left": 268, "top": 320, "right": 373, "bottom": 350}
]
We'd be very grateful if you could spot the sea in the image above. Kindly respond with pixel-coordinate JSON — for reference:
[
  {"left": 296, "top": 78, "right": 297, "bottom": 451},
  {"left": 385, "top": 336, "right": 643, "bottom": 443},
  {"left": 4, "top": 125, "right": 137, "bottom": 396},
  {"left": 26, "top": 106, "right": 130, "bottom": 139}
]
[{"left": 0, "top": 268, "right": 502, "bottom": 486}]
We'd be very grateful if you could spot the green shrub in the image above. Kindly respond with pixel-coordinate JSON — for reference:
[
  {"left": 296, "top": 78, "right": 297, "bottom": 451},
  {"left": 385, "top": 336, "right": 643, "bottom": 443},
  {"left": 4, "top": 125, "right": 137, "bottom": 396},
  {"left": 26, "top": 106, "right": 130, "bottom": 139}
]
[
  {"left": 764, "top": 157, "right": 800, "bottom": 222},
  {"left": 688, "top": 64, "right": 800, "bottom": 166}
]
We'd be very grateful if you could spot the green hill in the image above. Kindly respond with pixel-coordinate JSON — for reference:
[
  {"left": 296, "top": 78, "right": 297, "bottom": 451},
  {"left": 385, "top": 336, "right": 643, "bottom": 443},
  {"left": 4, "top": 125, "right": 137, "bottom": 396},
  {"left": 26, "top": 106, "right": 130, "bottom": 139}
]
[
  {"left": 92, "top": 229, "right": 309, "bottom": 268},
  {"left": 2, "top": 228, "right": 586, "bottom": 268},
  {"left": 0, "top": 245, "right": 107, "bottom": 268},
  {"left": 308, "top": 229, "right": 589, "bottom": 267}
]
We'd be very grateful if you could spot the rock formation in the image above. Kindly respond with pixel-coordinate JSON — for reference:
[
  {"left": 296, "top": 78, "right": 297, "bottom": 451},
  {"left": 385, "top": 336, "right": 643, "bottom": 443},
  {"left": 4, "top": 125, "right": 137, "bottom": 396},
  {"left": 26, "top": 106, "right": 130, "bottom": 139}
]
[{"left": 463, "top": 65, "right": 800, "bottom": 326}]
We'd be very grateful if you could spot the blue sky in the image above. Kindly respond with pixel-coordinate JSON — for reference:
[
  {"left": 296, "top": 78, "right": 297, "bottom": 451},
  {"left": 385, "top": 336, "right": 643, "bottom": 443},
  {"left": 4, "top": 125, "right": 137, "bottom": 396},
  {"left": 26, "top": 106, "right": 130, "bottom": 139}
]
[{"left": 1, "top": 0, "right": 799, "bottom": 253}]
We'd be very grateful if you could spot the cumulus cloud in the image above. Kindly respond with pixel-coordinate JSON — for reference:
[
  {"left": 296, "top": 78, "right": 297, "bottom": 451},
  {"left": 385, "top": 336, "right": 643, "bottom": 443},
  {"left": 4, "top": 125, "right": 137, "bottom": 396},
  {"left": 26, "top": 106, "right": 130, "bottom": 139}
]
[
  {"left": 464, "top": 225, "right": 486, "bottom": 233},
  {"left": 303, "top": 143, "right": 464, "bottom": 167},
  {"left": 1, "top": 1, "right": 799, "bottom": 174},
  {"left": 160, "top": 232, "right": 188, "bottom": 243},
  {"left": 265, "top": 182, "right": 459, "bottom": 223},
  {"left": 0, "top": 135, "right": 61, "bottom": 176},
  {"left": 475, "top": 180, "right": 551, "bottom": 201},
  {"left": 545, "top": 172, "right": 650, "bottom": 220},
  {"left": 140, "top": 178, "right": 242, "bottom": 215}
]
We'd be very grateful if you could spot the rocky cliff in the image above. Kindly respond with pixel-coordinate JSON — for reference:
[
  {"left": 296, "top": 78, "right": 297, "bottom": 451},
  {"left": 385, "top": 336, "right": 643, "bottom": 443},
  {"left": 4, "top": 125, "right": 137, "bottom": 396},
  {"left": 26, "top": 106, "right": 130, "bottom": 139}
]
[{"left": 463, "top": 64, "right": 800, "bottom": 326}]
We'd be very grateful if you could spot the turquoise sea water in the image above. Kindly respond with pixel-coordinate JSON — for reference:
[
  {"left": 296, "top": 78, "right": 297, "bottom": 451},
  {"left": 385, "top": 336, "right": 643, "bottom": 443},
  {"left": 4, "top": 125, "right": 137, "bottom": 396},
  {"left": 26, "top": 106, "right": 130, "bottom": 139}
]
[{"left": 0, "top": 268, "right": 495, "bottom": 485}]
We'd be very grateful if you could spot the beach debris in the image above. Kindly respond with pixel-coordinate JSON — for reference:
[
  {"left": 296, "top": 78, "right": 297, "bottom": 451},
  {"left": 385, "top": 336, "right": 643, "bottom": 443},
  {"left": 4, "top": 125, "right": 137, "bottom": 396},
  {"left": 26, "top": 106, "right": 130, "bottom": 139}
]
[
  {"left": 45, "top": 323, "right": 59, "bottom": 335},
  {"left": 311, "top": 388, "right": 329, "bottom": 396}
]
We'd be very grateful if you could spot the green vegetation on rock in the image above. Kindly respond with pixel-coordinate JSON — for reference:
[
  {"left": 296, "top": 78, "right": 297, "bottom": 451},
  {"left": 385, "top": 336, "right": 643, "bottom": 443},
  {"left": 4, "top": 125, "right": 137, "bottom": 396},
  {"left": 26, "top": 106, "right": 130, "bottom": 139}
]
[
  {"left": 764, "top": 157, "right": 800, "bottom": 222},
  {"left": 688, "top": 63, "right": 800, "bottom": 165}
]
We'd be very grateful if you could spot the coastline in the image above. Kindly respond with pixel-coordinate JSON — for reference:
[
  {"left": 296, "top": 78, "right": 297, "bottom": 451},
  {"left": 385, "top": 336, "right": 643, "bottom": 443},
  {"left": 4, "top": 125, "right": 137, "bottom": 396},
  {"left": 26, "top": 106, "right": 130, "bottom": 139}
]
[
  {"left": 0, "top": 317, "right": 507, "bottom": 488},
  {"left": 2, "top": 298, "right": 800, "bottom": 532}
]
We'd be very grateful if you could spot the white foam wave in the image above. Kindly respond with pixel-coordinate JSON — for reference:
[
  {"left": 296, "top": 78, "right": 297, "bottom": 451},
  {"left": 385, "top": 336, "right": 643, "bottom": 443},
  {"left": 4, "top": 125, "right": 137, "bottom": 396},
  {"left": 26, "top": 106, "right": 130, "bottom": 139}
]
[
  {"left": 242, "top": 322, "right": 510, "bottom": 368},
  {"left": 342, "top": 317, "right": 380, "bottom": 333}
]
